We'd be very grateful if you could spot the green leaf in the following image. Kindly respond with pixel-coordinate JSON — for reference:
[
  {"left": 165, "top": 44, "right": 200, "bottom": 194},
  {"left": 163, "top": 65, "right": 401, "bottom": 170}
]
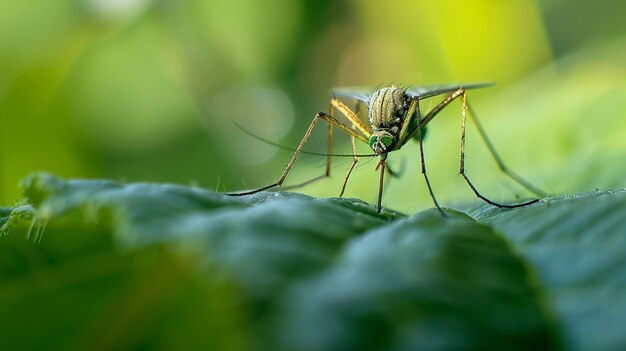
[
  {"left": 4, "top": 173, "right": 626, "bottom": 350},
  {"left": 277, "top": 210, "right": 557, "bottom": 350},
  {"left": 17, "top": 173, "right": 401, "bottom": 299},
  {"left": 472, "top": 189, "right": 626, "bottom": 351}
]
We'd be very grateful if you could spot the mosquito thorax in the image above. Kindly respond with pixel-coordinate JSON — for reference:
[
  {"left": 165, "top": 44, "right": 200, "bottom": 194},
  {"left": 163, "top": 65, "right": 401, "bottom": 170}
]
[{"left": 367, "top": 87, "right": 411, "bottom": 138}]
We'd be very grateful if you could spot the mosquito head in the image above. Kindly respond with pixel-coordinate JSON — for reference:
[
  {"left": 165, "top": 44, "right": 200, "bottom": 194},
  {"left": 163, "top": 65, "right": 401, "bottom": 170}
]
[{"left": 369, "top": 131, "right": 396, "bottom": 155}]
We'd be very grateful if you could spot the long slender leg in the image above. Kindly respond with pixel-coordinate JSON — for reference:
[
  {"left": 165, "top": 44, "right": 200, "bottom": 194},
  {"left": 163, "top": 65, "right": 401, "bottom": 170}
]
[
  {"left": 326, "top": 105, "right": 334, "bottom": 176},
  {"left": 408, "top": 88, "right": 541, "bottom": 208},
  {"left": 465, "top": 101, "right": 547, "bottom": 197},
  {"left": 337, "top": 101, "right": 368, "bottom": 196},
  {"left": 331, "top": 98, "right": 373, "bottom": 136},
  {"left": 283, "top": 104, "right": 335, "bottom": 191},
  {"left": 279, "top": 118, "right": 333, "bottom": 191},
  {"left": 228, "top": 111, "right": 367, "bottom": 196},
  {"left": 413, "top": 97, "right": 446, "bottom": 217},
  {"left": 282, "top": 102, "right": 371, "bottom": 192},
  {"left": 398, "top": 98, "right": 419, "bottom": 146},
  {"left": 339, "top": 125, "right": 359, "bottom": 197},
  {"left": 457, "top": 91, "right": 539, "bottom": 208},
  {"left": 421, "top": 88, "right": 465, "bottom": 126}
]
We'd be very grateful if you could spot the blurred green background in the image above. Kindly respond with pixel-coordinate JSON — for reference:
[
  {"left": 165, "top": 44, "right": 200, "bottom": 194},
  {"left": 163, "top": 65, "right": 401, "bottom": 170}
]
[
  {"left": 3, "top": 1, "right": 626, "bottom": 350},
  {"left": 2, "top": 0, "right": 626, "bottom": 211}
]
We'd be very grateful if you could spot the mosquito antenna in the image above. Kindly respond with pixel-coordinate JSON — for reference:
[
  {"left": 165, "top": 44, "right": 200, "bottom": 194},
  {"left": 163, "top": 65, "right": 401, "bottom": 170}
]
[{"left": 233, "top": 122, "right": 377, "bottom": 158}]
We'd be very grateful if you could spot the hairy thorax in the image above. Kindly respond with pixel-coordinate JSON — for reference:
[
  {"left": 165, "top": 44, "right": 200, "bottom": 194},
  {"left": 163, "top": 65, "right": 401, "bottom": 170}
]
[
  {"left": 367, "top": 87, "right": 411, "bottom": 136},
  {"left": 367, "top": 87, "right": 412, "bottom": 155}
]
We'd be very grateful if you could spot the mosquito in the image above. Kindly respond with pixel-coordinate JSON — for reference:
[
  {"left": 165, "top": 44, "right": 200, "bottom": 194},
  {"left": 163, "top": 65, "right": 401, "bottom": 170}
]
[{"left": 228, "top": 83, "right": 546, "bottom": 215}]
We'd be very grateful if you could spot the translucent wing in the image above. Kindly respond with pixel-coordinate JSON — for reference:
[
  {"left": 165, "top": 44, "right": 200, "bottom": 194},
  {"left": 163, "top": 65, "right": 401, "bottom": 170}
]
[
  {"left": 406, "top": 82, "right": 494, "bottom": 100},
  {"left": 331, "top": 87, "right": 373, "bottom": 103},
  {"left": 333, "top": 83, "right": 493, "bottom": 103}
]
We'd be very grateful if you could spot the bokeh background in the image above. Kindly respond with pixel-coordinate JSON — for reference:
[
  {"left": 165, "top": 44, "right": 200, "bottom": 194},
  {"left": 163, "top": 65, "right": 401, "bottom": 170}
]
[
  {"left": 3, "top": 1, "right": 626, "bottom": 350},
  {"left": 2, "top": 0, "right": 626, "bottom": 211}
]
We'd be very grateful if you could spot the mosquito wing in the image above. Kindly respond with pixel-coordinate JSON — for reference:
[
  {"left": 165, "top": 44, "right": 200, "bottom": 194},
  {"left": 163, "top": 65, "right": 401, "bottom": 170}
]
[
  {"left": 406, "top": 82, "right": 494, "bottom": 100},
  {"left": 331, "top": 87, "right": 372, "bottom": 104}
]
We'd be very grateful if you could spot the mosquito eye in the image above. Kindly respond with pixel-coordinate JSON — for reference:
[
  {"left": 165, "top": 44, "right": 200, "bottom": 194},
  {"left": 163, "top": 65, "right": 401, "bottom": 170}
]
[
  {"left": 380, "top": 135, "right": 394, "bottom": 149},
  {"left": 368, "top": 135, "right": 377, "bottom": 149}
]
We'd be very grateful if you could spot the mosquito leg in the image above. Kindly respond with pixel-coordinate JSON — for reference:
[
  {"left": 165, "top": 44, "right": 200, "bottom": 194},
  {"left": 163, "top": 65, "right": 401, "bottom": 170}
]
[
  {"left": 228, "top": 114, "right": 323, "bottom": 195},
  {"left": 418, "top": 87, "right": 541, "bottom": 207},
  {"left": 336, "top": 102, "right": 367, "bottom": 197},
  {"left": 284, "top": 109, "right": 335, "bottom": 191},
  {"left": 228, "top": 108, "right": 369, "bottom": 195},
  {"left": 339, "top": 126, "right": 359, "bottom": 197},
  {"left": 326, "top": 107, "right": 334, "bottom": 177},
  {"left": 331, "top": 98, "right": 372, "bottom": 136},
  {"left": 458, "top": 92, "right": 539, "bottom": 208},
  {"left": 284, "top": 102, "right": 359, "bottom": 192},
  {"left": 465, "top": 101, "right": 547, "bottom": 197},
  {"left": 414, "top": 97, "right": 446, "bottom": 217}
]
